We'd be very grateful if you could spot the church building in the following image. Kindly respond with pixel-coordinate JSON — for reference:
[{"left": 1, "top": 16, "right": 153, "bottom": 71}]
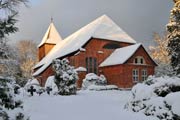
[{"left": 33, "top": 15, "right": 157, "bottom": 88}]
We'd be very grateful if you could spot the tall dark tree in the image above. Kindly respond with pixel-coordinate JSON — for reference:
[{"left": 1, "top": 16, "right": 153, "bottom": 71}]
[
  {"left": 0, "top": 0, "right": 28, "bottom": 39},
  {"left": 0, "top": 0, "right": 29, "bottom": 119},
  {"left": 167, "top": 0, "right": 180, "bottom": 75}
]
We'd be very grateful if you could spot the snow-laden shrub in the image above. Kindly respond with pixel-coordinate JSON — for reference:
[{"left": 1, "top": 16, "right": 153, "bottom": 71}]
[
  {"left": 82, "top": 73, "right": 113, "bottom": 90},
  {"left": 125, "top": 76, "right": 180, "bottom": 120},
  {"left": 52, "top": 59, "right": 78, "bottom": 95},
  {"left": 88, "top": 85, "right": 118, "bottom": 91},
  {"left": 165, "top": 92, "right": 180, "bottom": 117},
  {"left": 45, "top": 76, "right": 58, "bottom": 94},
  {"left": 0, "top": 76, "right": 29, "bottom": 120},
  {"left": 145, "top": 76, "right": 180, "bottom": 97},
  {"left": 24, "top": 78, "right": 44, "bottom": 96}
]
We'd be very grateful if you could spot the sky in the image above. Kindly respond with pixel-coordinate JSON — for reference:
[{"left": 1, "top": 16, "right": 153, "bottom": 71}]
[{"left": 9, "top": 0, "right": 173, "bottom": 47}]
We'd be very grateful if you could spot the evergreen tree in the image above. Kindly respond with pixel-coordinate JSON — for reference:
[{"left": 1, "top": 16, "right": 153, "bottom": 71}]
[
  {"left": 167, "top": 0, "right": 180, "bottom": 75},
  {"left": 52, "top": 59, "right": 78, "bottom": 95},
  {"left": 0, "top": 0, "right": 28, "bottom": 77},
  {"left": 0, "top": 76, "right": 28, "bottom": 120},
  {"left": 0, "top": 0, "right": 29, "bottom": 119}
]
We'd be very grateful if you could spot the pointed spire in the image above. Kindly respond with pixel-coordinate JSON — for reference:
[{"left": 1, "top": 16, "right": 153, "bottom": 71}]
[{"left": 38, "top": 20, "right": 62, "bottom": 47}]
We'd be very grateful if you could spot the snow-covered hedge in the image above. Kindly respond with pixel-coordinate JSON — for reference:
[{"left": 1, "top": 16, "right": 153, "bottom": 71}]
[
  {"left": 125, "top": 76, "right": 180, "bottom": 120},
  {"left": 82, "top": 73, "right": 107, "bottom": 89},
  {"left": 82, "top": 73, "right": 117, "bottom": 90},
  {"left": 88, "top": 85, "right": 118, "bottom": 91}
]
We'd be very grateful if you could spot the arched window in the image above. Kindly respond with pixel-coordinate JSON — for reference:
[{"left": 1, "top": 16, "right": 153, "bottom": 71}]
[
  {"left": 86, "top": 57, "right": 97, "bottom": 74},
  {"left": 134, "top": 56, "right": 145, "bottom": 64},
  {"left": 103, "top": 43, "right": 121, "bottom": 49}
]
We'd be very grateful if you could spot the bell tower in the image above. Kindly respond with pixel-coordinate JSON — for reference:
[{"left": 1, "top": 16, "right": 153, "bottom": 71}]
[{"left": 38, "top": 19, "right": 62, "bottom": 61}]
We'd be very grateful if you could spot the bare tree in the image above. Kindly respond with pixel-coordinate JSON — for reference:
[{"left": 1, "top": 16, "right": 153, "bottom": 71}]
[
  {"left": 16, "top": 40, "right": 38, "bottom": 79},
  {"left": 149, "top": 32, "right": 174, "bottom": 76},
  {"left": 149, "top": 32, "right": 170, "bottom": 64}
]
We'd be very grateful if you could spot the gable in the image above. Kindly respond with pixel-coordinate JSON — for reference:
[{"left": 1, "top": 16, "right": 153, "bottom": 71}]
[
  {"left": 125, "top": 46, "right": 157, "bottom": 66},
  {"left": 99, "top": 44, "right": 157, "bottom": 67}
]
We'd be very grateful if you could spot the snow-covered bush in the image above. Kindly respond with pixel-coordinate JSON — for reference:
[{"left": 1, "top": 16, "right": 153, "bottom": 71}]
[
  {"left": 24, "top": 78, "right": 40, "bottom": 90},
  {"left": 0, "top": 76, "right": 28, "bottom": 120},
  {"left": 24, "top": 78, "right": 42, "bottom": 96},
  {"left": 45, "top": 76, "right": 58, "bottom": 94},
  {"left": 88, "top": 85, "right": 118, "bottom": 91},
  {"left": 82, "top": 73, "right": 115, "bottom": 90},
  {"left": 125, "top": 76, "right": 180, "bottom": 120},
  {"left": 52, "top": 59, "right": 78, "bottom": 95}
]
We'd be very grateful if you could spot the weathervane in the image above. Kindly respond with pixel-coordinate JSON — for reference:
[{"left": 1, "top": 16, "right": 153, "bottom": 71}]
[{"left": 51, "top": 17, "right": 53, "bottom": 23}]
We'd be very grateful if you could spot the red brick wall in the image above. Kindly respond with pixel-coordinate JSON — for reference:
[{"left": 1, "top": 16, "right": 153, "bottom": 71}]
[
  {"left": 100, "top": 65, "right": 155, "bottom": 88},
  {"left": 36, "top": 38, "right": 133, "bottom": 87},
  {"left": 68, "top": 38, "right": 132, "bottom": 72},
  {"left": 68, "top": 38, "right": 132, "bottom": 87},
  {"left": 36, "top": 38, "right": 156, "bottom": 89},
  {"left": 36, "top": 65, "right": 54, "bottom": 87},
  {"left": 100, "top": 46, "right": 156, "bottom": 88}
]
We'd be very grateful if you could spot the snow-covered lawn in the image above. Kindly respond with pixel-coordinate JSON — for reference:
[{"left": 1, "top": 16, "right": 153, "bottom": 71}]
[{"left": 23, "top": 90, "right": 157, "bottom": 120}]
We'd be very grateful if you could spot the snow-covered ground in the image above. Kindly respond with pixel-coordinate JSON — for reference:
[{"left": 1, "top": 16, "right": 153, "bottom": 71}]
[{"left": 23, "top": 90, "right": 157, "bottom": 120}]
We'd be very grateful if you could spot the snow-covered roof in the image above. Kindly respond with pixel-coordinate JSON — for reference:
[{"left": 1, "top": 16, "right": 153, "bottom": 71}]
[
  {"left": 33, "top": 15, "right": 136, "bottom": 76},
  {"left": 99, "top": 43, "right": 142, "bottom": 67},
  {"left": 38, "top": 22, "right": 62, "bottom": 47}
]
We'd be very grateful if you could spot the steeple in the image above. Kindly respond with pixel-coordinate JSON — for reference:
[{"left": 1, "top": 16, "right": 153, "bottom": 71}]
[{"left": 38, "top": 20, "right": 62, "bottom": 61}]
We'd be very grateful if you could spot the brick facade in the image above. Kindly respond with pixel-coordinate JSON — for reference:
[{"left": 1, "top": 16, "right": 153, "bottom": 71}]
[{"left": 35, "top": 38, "right": 156, "bottom": 88}]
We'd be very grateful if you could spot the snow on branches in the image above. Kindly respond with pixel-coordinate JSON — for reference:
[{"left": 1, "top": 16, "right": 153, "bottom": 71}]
[
  {"left": 166, "top": 1, "right": 180, "bottom": 75},
  {"left": 52, "top": 59, "right": 78, "bottom": 95}
]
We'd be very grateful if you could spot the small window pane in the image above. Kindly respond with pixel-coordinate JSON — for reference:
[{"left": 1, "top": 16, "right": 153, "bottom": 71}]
[
  {"left": 132, "top": 69, "right": 139, "bottom": 82},
  {"left": 135, "top": 58, "right": 138, "bottom": 63},
  {"left": 142, "top": 69, "right": 147, "bottom": 81},
  {"left": 141, "top": 58, "right": 143, "bottom": 64}
]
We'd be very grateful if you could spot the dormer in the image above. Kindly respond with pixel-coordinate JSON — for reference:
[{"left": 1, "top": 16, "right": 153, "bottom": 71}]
[{"left": 38, "top": 21, "right": 62, "bottom": 61}]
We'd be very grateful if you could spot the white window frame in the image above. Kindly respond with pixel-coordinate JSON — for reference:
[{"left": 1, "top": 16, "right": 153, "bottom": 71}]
[
  {"left": 141, "top": 69, "right": 147, "bottom": 81},
  {"left": 134, "top": 56, "right": 145, "bottom": 65},
  {"left": 132, "top": 69, "right": 139, "bottom": 82}
]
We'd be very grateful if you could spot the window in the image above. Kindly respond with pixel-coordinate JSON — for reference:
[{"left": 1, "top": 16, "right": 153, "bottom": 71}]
[
  {"left": 86, "top": 57, "right": 98, "bottom": 74},
  {"left": 132, "top": 69, "right": 139, "bottom": 82},
  {"left": 103, "top": 43, "right": 121, "bottom": 49},
  {"left": 69, "top": 58, "right": 75, "bottom": 66},
  {"left": 142, "top": 69, "right": 147, "bottom": 81},
  {"left": 134, "top": 56, "right": 145, "bottom": 64}
]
